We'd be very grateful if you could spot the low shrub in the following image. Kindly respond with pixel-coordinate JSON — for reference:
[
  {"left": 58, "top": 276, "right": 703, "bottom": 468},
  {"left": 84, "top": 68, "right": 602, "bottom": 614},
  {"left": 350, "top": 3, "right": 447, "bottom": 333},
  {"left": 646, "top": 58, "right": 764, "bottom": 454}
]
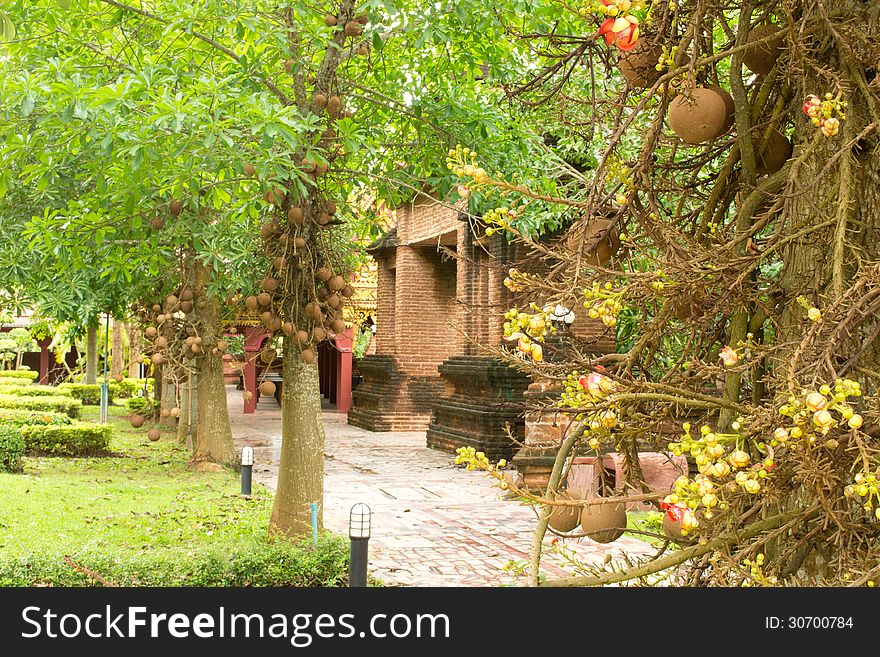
[
  {"left": 18, "top": 422, "right": 112, "bottom": 456},
  {"left": 0, "top": 408, "right": 73, "bottom": 427},
  {"left": 0, "top": 370, "right": 38, "bottom": 380},
  {"left": 0, "top": 534, "right": 350, "bottom": 586},
  {"left": 0, "top": 377, "right": 35, "bottom": 387},
  {"left": 110, "top": 378, "right": 153, "bottom": 399},
  {"left": 0, "top": 394, "right": 81, "bottom": 418},
  {"left": 57, "top": 383, "right": 113, "bottom": 406},
  {"left": 0, "top": 384, "right": 73, "bottom": 398},
  {"left": 0, "top": 426, "right": 25, "bottom": 473},
  {"left": 126, "top": 396, "right": 159, "bottom": 416}
]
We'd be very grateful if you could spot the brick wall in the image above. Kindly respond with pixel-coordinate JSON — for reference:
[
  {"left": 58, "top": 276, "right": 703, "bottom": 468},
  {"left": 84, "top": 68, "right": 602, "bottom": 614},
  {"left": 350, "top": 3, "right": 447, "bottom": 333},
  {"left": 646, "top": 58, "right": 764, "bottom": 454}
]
[
  {"left": 375, "top": 256, "right": 396, "bottom": 354},
  {"left": 397, "top": 196, "right": 462, "bottom": 244}
]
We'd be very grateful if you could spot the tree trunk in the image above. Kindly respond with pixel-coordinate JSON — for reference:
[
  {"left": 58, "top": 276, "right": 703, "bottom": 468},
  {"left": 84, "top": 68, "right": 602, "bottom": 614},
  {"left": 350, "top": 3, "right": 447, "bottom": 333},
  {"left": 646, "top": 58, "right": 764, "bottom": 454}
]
[
  {"left": 127, "top": 322, "right": 141, "bottom": 378},
  {"left": 84, "top": 324, "right": 98, "bottom": 384},
  {"left": 189, "top": 260, "right": 235, "bottom": 467},
  {"left": 270, "top": 337, "right": 325, "bottom": 537},
  {"left": 111, "top": 318, "right": 124, "bottom": 380}
]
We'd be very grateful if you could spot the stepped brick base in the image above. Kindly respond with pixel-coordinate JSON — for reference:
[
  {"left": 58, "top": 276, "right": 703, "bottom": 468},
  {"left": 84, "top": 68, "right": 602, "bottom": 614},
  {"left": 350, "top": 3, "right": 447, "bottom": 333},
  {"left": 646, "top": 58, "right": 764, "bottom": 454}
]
[
  {"left": 348, "top": 355, "right": 444, "bottom": 432},
  {"left": 425, "top": 356, "right": 531, "bottom": 460}
]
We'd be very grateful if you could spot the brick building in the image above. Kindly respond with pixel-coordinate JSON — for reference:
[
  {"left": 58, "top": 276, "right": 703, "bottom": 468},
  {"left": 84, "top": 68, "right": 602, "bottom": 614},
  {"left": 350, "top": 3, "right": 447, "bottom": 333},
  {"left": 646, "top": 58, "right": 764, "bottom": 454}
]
[{"left": 348, "top": 195, "right": 614, "bottom": 461}]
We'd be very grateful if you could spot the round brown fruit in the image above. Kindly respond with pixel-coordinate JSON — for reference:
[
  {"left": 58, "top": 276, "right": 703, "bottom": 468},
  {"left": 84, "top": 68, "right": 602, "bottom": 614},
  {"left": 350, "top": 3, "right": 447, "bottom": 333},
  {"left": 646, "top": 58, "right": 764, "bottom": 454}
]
[
  {"left": 548, "top": 492, "right": 581, "bottom": 533},
  {"left": 273, "top": 256, "right": 286, "bottom": 270},
  {"left": 668, "top": 87, "right": 728, "bottom": 144},
  {"left": 260, "top": 348, "right": 276, "bottom": 364},
  {"left": 262, "top": 277, "right": 278, "bottom": 293},
  {"left": 180, "top": 300, "right": 193, "bottom": 313},
  {"left": 257, "top": 292, "right": 272, "bottom": 307},
  {"left": 317, "top": 212, "right": 332, "bottom": 225},
  {"left": 166, "top": 294, "right": 179, "bottom": 308},
  {"left": 330, "top": 318, "right": 346, "bottom": 333},
  {"left": 243, "top": 163, "right": 256, "bottom": 177},
  {"left": 263, "top": 188, "right": 285, "bottom": 207},
  {"left": 355, "top": 13, "right": 368, "bottom": 25},
  {"left": 180, "top": 289, "right": 194, "bottom": 301},
  {"left": 305, "top": 302, "right": 323, "bottom": 320},
  {"left": 325, "top": 201, "right": 337, "bottom": 215},
  {"left": 357, "top": 44, "right": 369, "bottom": 57},
  {"left": 341, "top": 284, "right": 355, "bottom": 298},
  {"left": 312, "top": 327, "right": 326, "bottom": 342},
  {"left": 296, "top": 330, "right": 310, "bottom": 344},
  {"left": 155, "top": 336, "right": 168, "bottom": 349},
  {"left": 282, "top": 322, "right": 294, "bottom": 336},
  {"left": 327, "top": 95, "right": 342, "bottom": 119},
  {"left": 145, "top": 326, "right": 158, "bottom": 339},
  {"left": 244, "top": 390, "right": 253, "bottom": 402},
  {"left": 709, "top": 85, "right": 735, "bottom": 134},
  {"left": 317, "top": 287, "right": 329, "bottom": 301},
  {"left": 151, "top": 353, "right": 165, "bottom": 365},
  {"left": 743, "top": 24, "right": 783, "bottom": 75},
  {"left": 269, "top": 317, "right": 282, "bottom": 332},
  {"left": 169, "top": 200, "right": 183, "bottom": 216},
  {"left": 130, "top": 415, "right": 146, "bottom": 428},
  {"left": 579, "top": 502, "right": 627, "bottom": 543},
  {"left": 151, "top": 217, "right": 164, "bottom": 230},
  {"left": 284, "top": 58, "right": 295, "bottom": 74},
  {"left": 156, "top": 314, "right": 166, "bottom": 323},
  {"left": 147, "top": 428, "right": 161, "bottom": 442},
  {"left": 191, "top": 343, "right": 201, "bottom": 354},
  {"left": 328, "top": 275, "right": 345, "bottom": 291},
  {"left": 326, "top": 293, "right": 341, "bottom": 309},
  {"left": 216, "top": 340, "right": 228, "bottom": 352},
  {"left": 260, "top": 311, "right": 273, "bottom": 324},
  {"left": 161, "top": 408, "right": 170, "bottom": 418},
  {"left": 301, "top": 349, "right": 316, "bottom": 364},
  {"left": 316, "top": 267, "right": 332, "bottom": 282},
  {"left": 294, "top": 237, "right": 307, "bottom": 249},
  {"left": 755, "top": 129, "right": 792, "bottom": 176},
  {"left": 113, "top": 373, "right": 124, "bottom": 383},
  {"left": 260, "top": 381, "right": 277, "bottom": 396},
  {"left": 324, "top": 14, "right": 337, "bottom": 27},
  {"left": 245, "top": 296, "right": 259, "bottom": 311},
  {"left": 344, "top": 21, "right": 362, "bottom": 37},
  {"left": 313, "top": 92, "right": 328, "bottom": 110},
  {"left": 618, "top": 41, "right": 663, "bottom": 89},
  {"left": 152, "top": 304, "right": 162, "bottom": 313},
  {"left": 288, "top": 206, "right": 304, "bottom": 225}
]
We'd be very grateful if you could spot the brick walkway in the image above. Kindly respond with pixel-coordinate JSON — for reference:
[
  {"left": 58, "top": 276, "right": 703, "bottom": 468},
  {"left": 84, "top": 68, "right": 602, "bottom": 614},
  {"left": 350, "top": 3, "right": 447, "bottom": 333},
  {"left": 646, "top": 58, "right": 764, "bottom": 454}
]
[{"left": 228, "top": 388, "right": 651, "bottom": 586}]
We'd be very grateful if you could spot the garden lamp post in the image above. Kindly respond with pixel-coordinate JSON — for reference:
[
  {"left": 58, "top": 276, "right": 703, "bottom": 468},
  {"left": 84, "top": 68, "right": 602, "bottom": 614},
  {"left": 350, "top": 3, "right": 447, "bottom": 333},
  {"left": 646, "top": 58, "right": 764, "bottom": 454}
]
[
  {"left": 240, "top": 446, "right": 254, "bottom": 496},
  {"left": 348, "top": 503, "right": 371, "bottom": 588},
  {"left": 100, "top": 313, "right": 110, "bottom": 423}
]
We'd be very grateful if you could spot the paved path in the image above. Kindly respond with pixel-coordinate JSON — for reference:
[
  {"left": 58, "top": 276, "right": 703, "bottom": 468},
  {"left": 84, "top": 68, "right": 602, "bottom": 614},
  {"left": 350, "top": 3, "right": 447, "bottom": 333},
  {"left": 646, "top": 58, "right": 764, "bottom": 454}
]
[{"left": 227, "top": 388, "right": 651, "bottom": 586}]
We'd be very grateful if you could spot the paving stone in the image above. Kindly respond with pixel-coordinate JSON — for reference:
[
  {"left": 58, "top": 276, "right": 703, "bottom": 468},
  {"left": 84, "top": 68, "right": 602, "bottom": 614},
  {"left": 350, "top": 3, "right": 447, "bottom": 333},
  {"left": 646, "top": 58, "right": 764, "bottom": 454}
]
[{"left": 228, "top": 389, "right": 652, "bottom": 587}]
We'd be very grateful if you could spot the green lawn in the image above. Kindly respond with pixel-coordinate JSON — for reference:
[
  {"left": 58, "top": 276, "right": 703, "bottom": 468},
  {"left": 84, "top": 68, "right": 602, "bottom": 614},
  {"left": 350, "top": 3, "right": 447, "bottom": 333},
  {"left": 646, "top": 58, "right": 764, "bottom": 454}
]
[{"left": 0, "top": 403, "right": 347, "bottom": 586}]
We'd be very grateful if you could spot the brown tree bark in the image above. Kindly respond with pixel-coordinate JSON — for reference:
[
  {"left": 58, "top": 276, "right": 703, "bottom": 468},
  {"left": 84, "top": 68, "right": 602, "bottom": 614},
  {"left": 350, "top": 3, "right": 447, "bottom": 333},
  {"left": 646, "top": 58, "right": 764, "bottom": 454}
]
[
  {"left": 84, "top": 323, "right": 98, "bottom": 384},
  {"left": 127, "top": 322, "right": 141, "bottom": 378},
  {"left": 189, "top": 260, "right": 235, "bottom": 468},
  {"left": 111, "top": 318, "right": 124, "bottom": 380},
  {"left": 270, "top": 335, "right": 325, "bottom": 537}
]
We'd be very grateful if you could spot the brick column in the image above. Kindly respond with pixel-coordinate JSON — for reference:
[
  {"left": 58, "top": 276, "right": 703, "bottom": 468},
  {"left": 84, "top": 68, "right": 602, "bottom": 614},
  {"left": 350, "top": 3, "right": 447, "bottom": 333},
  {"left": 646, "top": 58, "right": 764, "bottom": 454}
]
[
  {"left": 242, "top": 326, "right": 265, "bottom": 414},
  {"left": 335, "top": 328, "right": 354, "bottom": 413}
]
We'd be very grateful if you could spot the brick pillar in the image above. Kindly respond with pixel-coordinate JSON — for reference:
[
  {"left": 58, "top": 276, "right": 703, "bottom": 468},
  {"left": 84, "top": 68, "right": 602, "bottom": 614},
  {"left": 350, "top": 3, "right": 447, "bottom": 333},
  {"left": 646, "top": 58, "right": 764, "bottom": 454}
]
[
  {"left": 38, "top": 338, "right": 51, "bottom": 385},
  {"left": 335, "top": 328, "right": 353, "bottom": 413},
  {"left": 242, "top": 326, "right": 264, "bottom": 414}
]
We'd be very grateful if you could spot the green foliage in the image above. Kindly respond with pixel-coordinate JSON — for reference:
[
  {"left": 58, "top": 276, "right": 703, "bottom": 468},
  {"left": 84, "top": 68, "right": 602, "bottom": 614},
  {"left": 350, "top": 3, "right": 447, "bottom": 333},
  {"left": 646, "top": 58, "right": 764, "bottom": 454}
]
[
  {"left": 0, "top": 394, "right": 81, "bottom": 418},
  {"left": 0, "top": 426, "right": 25, "bottom": 473},
  {"left": 109, "top": 377, "right": 153, "bottom": 399},
  {"left": 0, "top": 407, "right": 73, "bottom": 427},
  {"left": 0, "top": 369, "right": 37, "bottom": 380},
  {"left": 126, "top": 396, "right": 159, "bottom": 416},
  {"left": 58, "top": 382, "right": 114, "bottom": 405},
  {"left": 0, "top": 404, "right": 348, "bottom": 586},
  {"left": 0, "top": 383, "right": 73, "bottom": 397},
  {"left": 16, "top": 422, "right": 112, "bottom": 456},
  {"left": 0, "top": 377, "right": 34, "bottom": 386}
]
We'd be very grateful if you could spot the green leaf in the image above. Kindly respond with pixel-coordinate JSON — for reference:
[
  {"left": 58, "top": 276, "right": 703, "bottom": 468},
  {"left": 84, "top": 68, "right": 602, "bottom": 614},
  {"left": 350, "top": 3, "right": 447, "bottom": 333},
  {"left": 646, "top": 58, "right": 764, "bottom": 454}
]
[{"left": 0, "top": 12, "right": 16, "bottom": 42}]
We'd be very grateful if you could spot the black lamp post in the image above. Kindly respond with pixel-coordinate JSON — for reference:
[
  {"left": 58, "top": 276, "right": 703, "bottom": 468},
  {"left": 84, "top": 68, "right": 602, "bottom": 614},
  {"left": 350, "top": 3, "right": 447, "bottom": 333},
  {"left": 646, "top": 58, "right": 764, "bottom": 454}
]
[
  {"left": 348, "top": 503, "right": 371, "bottom": 588},
  {"left": 240, "top": 446, "right": 254, "bottom": 496}
]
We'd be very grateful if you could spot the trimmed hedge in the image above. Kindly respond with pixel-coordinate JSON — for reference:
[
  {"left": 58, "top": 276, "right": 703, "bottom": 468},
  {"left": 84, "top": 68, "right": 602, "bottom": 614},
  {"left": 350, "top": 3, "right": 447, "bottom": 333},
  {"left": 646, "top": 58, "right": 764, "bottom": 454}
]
[
  {"left": 0, "top": 426, "right": 25, "bottom": 473},
  {"left": 0, "top": 408, "right": 73, "bottom": 427},
  {"left": 18, "top": 422, "right": 112, "bottom": 456},
  {"left": 0, "top": 535, "right": 349, "bottom": 586},
  {"left": 0, "top": 384, "right": 73, "bottom": 398},
  {"left": 126, "top": 396, "right": 159, "bottom": 415},
  {"left": 0, "top": 370, "right": 38, "bottom": 380},
  {"left": 0, "top": 377, "right": 34, "bottom": 387},
  {"left": 110, "top": 378, "right": 153, "bottom": 399},
  {"left": 0, "top": 395, "right": 81, "bottom": 418},
  {"left": 57, "top": 383, "right": 114, "bottom": 406}
]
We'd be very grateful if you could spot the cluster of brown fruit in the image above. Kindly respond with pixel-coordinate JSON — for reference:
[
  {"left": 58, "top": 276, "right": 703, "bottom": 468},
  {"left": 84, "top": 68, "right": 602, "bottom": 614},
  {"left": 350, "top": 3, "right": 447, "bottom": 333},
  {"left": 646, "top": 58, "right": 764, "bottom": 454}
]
[
  {"left": 622, "top": 24, "right": 791, "bottom": 176},
  {"left": 547, "top": 493, "right": 628, "bottom": 544}
]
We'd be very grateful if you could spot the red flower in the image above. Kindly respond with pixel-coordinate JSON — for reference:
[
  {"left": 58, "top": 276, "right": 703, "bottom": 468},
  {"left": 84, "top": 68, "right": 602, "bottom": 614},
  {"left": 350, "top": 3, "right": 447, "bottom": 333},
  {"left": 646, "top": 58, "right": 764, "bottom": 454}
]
[{"left": 599, "top": 15, "right": 640, "bottom": 52}]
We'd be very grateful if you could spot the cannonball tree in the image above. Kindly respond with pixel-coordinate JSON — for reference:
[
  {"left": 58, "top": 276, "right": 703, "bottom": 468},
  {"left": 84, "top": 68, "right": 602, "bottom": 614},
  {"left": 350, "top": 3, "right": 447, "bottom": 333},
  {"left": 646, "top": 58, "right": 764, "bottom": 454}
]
[{"left": 447, "top": 0, "right": 880, "bottom": 586}]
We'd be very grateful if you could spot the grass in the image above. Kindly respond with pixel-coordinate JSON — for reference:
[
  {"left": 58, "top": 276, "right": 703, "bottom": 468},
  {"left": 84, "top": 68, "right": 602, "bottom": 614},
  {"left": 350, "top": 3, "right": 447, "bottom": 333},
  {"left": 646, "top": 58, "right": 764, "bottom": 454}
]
[{"left": 0, "top": 402, "right": 348, "bottom": 586}]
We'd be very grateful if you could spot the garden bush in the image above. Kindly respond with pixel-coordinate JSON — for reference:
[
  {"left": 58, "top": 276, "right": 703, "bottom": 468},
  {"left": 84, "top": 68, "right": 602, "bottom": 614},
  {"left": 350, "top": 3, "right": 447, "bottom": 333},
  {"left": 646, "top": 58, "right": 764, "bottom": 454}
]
[
  {"left": 57, "top": 382, "right": 113, "bottom": 405},
  {"left": 17, "top": 422, "right": 112, "bottom": 456},
  {"left": 0, "top": 384, "right": 73, "bottom": 397},
  {"left": 0, "top": 370, "right": 38, "bottom": 380},
  {"left": 110, "top": 377, "right": 153, "bottom": 399},
  {"left": 0, "top": 534, "right": 350, "bottom": 586},
  {"left": 0, "top": 426, "right": 25, "bottom": 473},
  {"left": 0, "top": 377, "right": 35, "bottom": 387},
  {"left": 126, "top": 396, "right": 159, "bottom": 415},
  {"left": 0, "top": 408, "right": 73, "bottom": 427},
  {"left": 0, "top": 394, "right": 81, "bottom": 418}
]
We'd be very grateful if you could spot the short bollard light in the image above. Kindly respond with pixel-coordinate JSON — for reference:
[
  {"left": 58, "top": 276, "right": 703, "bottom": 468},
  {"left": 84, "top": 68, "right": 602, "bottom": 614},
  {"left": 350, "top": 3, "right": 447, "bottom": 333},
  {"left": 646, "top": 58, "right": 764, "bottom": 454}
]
[
  {"left": 348, "top": 503, "right": 371, "bottom": 588},
  {"left": 240, "top": 446, "right": 254, "bottom": 496}
]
